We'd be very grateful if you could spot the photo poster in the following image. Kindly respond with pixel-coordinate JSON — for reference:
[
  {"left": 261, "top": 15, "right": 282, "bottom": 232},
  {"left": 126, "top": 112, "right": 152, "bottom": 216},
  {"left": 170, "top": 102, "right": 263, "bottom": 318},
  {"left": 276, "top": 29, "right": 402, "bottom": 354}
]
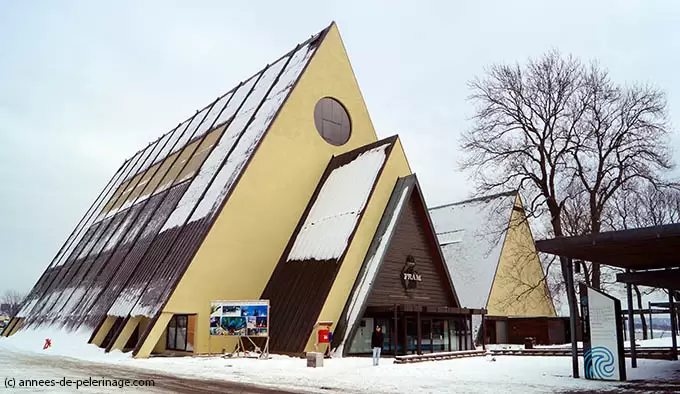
[
  {"left": 209, "top": 300, "right": 269, "bottom": 337},
  {"left": 579, "top": 284, "right": 626, "bottom": 381}
]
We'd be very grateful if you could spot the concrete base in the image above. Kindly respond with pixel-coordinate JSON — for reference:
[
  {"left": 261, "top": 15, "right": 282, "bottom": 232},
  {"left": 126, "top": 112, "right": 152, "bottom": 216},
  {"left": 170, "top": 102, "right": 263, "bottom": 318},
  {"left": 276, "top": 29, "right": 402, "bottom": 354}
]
[{"left": 306, "top": 352, "right": 324, "bottom": 368}]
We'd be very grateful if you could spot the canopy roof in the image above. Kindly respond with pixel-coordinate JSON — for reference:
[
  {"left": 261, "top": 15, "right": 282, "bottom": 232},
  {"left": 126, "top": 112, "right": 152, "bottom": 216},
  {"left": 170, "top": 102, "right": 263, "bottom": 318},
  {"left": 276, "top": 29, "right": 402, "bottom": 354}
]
[
  {"left": 535, "top": 223, "right": 680, "bottom": 289},
  {"left": 535, "top": 223, "right": 680, "bottom": 270}
]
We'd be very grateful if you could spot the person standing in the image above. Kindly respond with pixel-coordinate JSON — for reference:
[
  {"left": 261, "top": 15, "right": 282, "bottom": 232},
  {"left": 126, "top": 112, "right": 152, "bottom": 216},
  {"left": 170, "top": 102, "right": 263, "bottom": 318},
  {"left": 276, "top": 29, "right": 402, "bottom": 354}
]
[{"left": 371, "top": 325, "right": 384, "bottom": 366}]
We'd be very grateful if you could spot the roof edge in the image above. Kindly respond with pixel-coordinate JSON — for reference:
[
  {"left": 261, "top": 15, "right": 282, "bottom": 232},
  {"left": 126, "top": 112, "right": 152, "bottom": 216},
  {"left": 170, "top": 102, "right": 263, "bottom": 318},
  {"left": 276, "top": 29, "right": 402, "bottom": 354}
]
[
  {"left": 122, "top": 22, "right": 334, "bottom": 163},
  {"left": 429, "top": 190, "right": 517, "bottom": 211}
]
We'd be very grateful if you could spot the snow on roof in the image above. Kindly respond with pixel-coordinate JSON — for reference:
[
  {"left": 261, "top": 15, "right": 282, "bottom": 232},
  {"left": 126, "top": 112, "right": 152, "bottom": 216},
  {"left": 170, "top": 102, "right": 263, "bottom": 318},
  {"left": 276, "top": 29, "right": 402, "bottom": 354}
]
[
  {"left": 287, "top": 144, "right": 390, "bottom": 262},
  {"left": 189, "top": 42, "right": 318, "bottom": 225},
  {"left": 428, "top": 192, "right": 516, "bottom": 309},
  {"left": 161, "top": 40, "right": 319, "bottom": 232},
  {"left": 106, "top": 39, "right": 321, "bottom": 320}
]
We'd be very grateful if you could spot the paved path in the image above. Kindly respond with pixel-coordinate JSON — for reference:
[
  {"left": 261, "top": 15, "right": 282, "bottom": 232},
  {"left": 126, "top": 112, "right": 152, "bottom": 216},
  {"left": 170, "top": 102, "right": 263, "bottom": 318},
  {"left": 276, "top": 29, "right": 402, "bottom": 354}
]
[
  {"left": 1, "top": 349, "right": 300, "bottom": 393},
  {"left": 562, "top": 376, "right": 680, "bottom": 393}
]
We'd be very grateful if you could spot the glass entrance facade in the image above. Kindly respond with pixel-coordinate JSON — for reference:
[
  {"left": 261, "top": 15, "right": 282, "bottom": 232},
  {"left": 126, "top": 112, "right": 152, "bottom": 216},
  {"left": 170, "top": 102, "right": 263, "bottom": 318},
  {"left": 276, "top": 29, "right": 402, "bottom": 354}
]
[{"left": 348, "top": 311, "right": 476, "bottom": 356}]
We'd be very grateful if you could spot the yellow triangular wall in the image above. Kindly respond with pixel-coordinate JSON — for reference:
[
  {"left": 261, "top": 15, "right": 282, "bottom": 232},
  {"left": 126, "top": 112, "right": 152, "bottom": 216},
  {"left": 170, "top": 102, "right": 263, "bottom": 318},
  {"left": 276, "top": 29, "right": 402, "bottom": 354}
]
[{"left": 486, "top": 195, "right": 557, "bottom": 317}]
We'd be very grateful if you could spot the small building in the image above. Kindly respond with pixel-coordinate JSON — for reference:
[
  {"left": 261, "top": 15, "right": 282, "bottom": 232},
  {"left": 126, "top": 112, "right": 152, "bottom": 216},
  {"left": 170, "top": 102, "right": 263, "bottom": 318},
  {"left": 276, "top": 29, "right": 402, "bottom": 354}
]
[
  {"left": 429, "top": 192, "right": 567, "bottom": 345},
  {"left": 4, "top": 22, "right": 481, "bottom": 358}
]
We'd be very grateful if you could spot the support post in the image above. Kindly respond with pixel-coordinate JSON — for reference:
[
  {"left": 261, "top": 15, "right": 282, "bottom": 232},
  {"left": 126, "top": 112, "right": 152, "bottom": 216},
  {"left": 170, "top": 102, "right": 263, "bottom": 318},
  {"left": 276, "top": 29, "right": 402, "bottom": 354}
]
[
  {"left": 402, "top": 313, "right": 407, "bottom": 355},
  {"left": 565, "top": 257, "right": 579, "bottom": 378},
  {"left": 447, "top": 319, "right": 452, "bottom": 352},
  {"left": 649, "top": 301, "right": 653, "bottom": 340},
  {"left": 416, "top": 311, "right": 422, "bottom": 355},
  {"left": 469, "top": 315, "right": 474, "bottom": 349},
  {"left": 622, "top": 316, "right": 627, "bottom": 341},
  {"left": 669, "top": 289, "right": 678, "bottom": 361},
  {"left": 463, "top": 314, "right": 468, "bottom": 350},
  {"left": 393, "top": 307, "right": 398, "bottom": 355},
  {"left": 482, "top": 313, "right": 487, "bottom": 351},
  {"left": 625, "top": 271, "right": 637, "bottom": 368}
]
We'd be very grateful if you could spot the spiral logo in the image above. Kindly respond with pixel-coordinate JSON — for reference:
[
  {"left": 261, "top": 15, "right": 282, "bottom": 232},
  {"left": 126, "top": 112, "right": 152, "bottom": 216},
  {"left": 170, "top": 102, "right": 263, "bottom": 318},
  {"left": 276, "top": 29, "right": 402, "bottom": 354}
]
[{"left": 584, "top": 346, "right": 616, "bottom": 379}]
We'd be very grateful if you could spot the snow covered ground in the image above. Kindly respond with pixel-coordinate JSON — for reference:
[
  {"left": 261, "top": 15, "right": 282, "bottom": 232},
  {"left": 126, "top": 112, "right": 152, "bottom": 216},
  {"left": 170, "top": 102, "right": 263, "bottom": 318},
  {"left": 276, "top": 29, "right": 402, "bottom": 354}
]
[{"left": 1, "top": 329, "right": 679, "bottom": 393}]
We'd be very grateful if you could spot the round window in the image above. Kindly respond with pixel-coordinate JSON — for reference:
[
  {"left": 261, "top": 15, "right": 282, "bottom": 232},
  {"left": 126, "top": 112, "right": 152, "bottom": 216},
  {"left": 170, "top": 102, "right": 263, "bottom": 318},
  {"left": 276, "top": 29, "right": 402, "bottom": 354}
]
[{"left": 314, "top": 97, "right": 351, "bottom": 146}]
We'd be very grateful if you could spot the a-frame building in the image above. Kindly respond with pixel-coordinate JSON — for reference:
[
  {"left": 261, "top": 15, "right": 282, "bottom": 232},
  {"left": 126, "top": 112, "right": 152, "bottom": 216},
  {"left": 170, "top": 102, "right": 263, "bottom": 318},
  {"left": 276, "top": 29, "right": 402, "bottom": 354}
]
[
  {"left": 4, "top": 22, "right": 482, "bottom": 357},
  {"left": 429, "top": 192, "right": 559, "bottom": 344},
  {"left": 331, "top": 175, "right": 481, "bottom": 356}
]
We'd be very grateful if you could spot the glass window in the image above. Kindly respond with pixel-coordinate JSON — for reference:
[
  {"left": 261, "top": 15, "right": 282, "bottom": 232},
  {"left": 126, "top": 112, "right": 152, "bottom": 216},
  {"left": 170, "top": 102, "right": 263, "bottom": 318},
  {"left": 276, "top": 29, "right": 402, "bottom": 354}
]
[
  {"left": 314, "top": 98, "right": 351, "bottom": 146},
  {"left": 348, "top": 317, "right": 374, "bottom": 354},
  {"left": 432, "top": 319, "right": 447, "bottom": 352},
  {"left": 375, "top": 318, "right": 391, "bottom": 351},
  {"left": 421, "top": 319, "right": 432, "bottom": 353},
  {"left": 167, "top": 315, "right": 189, "bottom": 351},
  {"left": 167, "top": 318, "right": 177, "bottom": 350}
]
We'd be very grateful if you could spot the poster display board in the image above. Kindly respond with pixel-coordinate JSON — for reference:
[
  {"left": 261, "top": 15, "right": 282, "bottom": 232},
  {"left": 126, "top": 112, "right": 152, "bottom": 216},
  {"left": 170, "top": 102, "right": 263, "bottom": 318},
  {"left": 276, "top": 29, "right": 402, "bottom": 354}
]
[
  {"left": 210, "top": 300, "right": 269, "bottom": 337},
  {"left": 579, "top": 284, "right": 626, "bottom": 381}
]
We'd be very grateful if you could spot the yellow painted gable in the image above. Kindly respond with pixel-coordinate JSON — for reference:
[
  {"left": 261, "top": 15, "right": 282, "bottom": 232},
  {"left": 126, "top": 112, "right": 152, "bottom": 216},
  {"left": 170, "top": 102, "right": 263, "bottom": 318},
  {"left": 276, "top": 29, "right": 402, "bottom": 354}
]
[
  {"left": 486, "top": 195, "right": 556, "bottom": 317},
  {"left": 157, "top": 23, "right": 385, "bottom": 356}
]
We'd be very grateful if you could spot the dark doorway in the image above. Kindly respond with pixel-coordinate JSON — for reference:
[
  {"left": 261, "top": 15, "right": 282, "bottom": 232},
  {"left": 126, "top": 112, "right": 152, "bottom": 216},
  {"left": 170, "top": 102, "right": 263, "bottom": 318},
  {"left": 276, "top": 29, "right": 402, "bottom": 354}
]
[
  {"left": 167, "top": 314, "right": 195, "bottom": 352},
  {"left": 421, "top": 319, "right": 432, "bottom": 352},
  {"left": 405, "top": 317, "right": 418, "bottom": 354}
]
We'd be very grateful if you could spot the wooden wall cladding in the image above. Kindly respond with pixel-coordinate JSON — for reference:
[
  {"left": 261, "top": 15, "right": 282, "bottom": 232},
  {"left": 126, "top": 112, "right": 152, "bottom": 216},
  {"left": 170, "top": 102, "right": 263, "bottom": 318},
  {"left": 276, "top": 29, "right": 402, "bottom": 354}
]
[{"left": 367, "top": 192, "right": 457, "bottom": 308}]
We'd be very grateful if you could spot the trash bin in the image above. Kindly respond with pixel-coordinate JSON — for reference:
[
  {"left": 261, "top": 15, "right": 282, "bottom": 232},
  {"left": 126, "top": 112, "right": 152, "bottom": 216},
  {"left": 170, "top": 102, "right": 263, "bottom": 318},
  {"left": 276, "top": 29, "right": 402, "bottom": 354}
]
[{"left": 524, "top": 337, "right": 535, "bottom": 349}]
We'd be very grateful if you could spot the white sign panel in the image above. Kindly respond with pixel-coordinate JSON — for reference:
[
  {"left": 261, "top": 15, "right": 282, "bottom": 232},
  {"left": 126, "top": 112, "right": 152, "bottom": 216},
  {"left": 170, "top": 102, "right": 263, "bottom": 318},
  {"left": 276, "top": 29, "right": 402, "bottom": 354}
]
[{"left": 582, "top": 286, "right": 626, "bottom": 381}]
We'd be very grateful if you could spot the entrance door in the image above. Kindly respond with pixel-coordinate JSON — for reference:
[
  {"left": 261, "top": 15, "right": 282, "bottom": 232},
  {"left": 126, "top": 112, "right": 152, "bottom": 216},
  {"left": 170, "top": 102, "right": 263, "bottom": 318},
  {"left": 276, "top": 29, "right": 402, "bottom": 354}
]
[
  {"left": 497, "top": 320, "right": 508, "bottom": 344},
  {"left": 405, "top": 317, "right": 418, "bottom": 354},
  {"left": 421, "top": 319, "right": 432, "bottom": 353},
  {"left": 432, "top": 319, "right": 447, "bottom": 352},
  {"left": 348, "top": 318, "right": 374, "bottom": 354}
]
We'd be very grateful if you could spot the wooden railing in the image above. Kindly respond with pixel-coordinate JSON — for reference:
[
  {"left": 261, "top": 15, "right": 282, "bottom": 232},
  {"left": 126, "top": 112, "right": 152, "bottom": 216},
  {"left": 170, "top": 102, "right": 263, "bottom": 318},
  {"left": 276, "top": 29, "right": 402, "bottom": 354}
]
[
  {"left": 490, "top": 347, "right": 675, "bottom": 360},
  {"left": 393, "top": 350, "right": 486, "bottom": 364},
  {"left": 392, "top": 347, "right": 676, "bottom": 364}
]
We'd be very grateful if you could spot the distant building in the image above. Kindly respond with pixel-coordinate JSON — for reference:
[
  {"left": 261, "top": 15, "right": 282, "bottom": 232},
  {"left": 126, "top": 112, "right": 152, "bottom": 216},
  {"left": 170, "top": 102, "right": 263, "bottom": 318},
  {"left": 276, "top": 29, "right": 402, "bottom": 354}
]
[
  {"left": 429, "top": 192, "right": 569, "bottom": 345},
  {"left": 0, "top": 303, "right": 10, "bottom": 316}
]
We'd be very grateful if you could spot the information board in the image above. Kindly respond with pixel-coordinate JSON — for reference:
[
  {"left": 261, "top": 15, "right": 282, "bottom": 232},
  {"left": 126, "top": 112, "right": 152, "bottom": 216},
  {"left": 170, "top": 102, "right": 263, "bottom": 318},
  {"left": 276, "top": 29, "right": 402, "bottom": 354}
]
[
  {"left": 579, "top": 284, "right": 626, "bottom": 381},
  {"left": 210, "top": 300, "right": 269, "bottom": 337}
]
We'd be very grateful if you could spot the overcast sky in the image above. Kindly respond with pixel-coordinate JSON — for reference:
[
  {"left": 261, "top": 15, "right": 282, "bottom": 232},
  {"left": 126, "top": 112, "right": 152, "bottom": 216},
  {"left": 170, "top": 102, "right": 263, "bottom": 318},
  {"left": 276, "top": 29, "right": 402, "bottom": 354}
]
[{"left": 2, "top": 1, "right": 679, "bottom": 296}]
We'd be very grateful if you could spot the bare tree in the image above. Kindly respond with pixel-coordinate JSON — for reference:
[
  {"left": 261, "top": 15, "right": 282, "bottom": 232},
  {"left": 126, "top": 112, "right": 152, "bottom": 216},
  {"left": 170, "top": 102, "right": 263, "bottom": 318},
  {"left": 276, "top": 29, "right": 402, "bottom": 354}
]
[
  {"left": 462, "top": 50, "right": 674, "bottom": 293},
  {"left": 1, "top": 290, "right": 25, "bottom": 317},
  {"left": 567, "top": 65, "right": 673, "bottom": 288},
  {"left": 462, "top": 50, "right": 587, "bottom": 291}
]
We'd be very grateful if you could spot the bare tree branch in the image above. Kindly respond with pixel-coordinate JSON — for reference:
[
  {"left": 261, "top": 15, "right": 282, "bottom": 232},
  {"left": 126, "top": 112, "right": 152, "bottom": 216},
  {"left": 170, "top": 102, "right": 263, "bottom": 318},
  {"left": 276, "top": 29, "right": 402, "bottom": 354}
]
[
  {"left": 462, "top": 50, "right": 676, "bottom": 297},
  {"left": 1, "top": 290, "right": 26, "bottom": 317}
]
